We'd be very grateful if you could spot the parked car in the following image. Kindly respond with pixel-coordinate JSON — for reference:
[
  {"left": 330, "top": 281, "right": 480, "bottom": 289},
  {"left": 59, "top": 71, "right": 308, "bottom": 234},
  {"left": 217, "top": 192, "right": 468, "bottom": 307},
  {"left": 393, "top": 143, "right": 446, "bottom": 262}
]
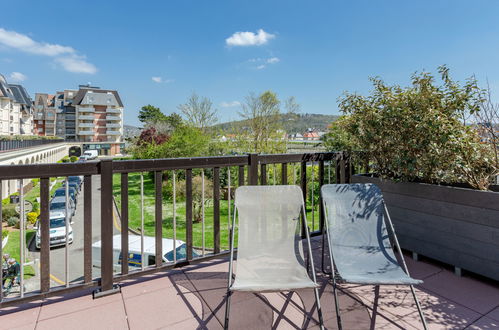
[
  {"left": 52, "top": 187, "right": 78, "bottom": 205},
  {"left": 67, "top": 176, "right": 83, "bottom": 190},
  {"left": 34, "top": 211, "right": 74, "bottom": 249},
  {"left": 78, "top": 155, "right": 89, "bottom": 161},
  {"left": 49, "top": 196, "right": 75, "bottom": 217},
  {"left": 82, "top": 150, "right": 98, "bottom": 160},
  {"left": 92, "top": 235, "right": 199, "bottom": 271},
  {"left": 64, "top": 182, "right": 80, "bottom": 195}
]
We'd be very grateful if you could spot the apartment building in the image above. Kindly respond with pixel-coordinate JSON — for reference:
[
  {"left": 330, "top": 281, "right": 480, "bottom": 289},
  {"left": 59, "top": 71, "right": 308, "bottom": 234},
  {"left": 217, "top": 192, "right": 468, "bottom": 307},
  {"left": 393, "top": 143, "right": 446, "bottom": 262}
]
[
  {"left": 0, "top": 74, "right": 31, "bottom": 136},
  {"left": 72, "top": 86, "right": 124, "bottom": 155},
  {"left": 33, "top": 93, "right": 57, "bottom": 136}
]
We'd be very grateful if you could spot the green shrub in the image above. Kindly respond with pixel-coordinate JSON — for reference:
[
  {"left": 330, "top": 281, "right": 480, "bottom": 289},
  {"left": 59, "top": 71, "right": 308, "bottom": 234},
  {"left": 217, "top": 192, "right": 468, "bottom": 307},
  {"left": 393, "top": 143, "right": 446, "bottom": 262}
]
[
  {"left": 2, "top": 206, "right": 18, "bottom": 222},
  {"left": 61, "top": 156, "right": 70, "bottom": 163},
  {"left": 1, "top": 229, "right": 7, "bottom": 240},
  {"left": 31, "top": 178, "right": 40, "bottom": 187},
  {"left": 70, "top": 156, "right": 78, "bottom": 162},
  {"left": 7, "top": 216, "right": 19, "bottom": 228},
  {"left": 32, "top": 202, "right": 40, "bottom": 212},
  {"left": 27, "top": 212, "right": 38, "bottom": 225},
  {"left": 337, "top": 66, "right": 495, "bottom": 190}
]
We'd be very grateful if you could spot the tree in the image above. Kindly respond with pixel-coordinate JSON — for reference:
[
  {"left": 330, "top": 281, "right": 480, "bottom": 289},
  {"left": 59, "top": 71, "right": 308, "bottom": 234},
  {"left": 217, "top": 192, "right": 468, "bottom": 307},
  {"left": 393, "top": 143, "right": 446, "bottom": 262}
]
[
  {"left": 178, "top": 93, "right": 218, "bottom": 131},
  {"left": 239, "top": 90, "right": 285, "bottom": 153},
  {"left": 138, "top": 105, "right": 167, "bottom": 124},
  {"left": 284, "top": 96, "right": 301, "bottom": 115},
  {"left": 322, "top": 116, "right": 357, "bottom": 152}
]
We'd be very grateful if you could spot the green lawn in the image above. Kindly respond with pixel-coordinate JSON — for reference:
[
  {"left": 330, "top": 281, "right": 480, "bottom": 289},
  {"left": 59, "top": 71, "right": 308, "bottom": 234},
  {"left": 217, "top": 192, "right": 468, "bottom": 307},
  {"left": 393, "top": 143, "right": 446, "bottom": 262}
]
[
  {"left": 112, "top": 172, "right": 322, "bottom": 251},
  {"left": 3, "top": 230, "right": 36, "bottom": 278}
]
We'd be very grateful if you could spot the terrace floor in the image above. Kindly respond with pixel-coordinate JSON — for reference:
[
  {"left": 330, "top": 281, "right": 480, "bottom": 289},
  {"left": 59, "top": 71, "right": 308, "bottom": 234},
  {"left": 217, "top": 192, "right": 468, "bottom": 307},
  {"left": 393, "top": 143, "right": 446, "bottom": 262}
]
[{"left": 1, "top": 237, "right": 499, "bottom": 330}]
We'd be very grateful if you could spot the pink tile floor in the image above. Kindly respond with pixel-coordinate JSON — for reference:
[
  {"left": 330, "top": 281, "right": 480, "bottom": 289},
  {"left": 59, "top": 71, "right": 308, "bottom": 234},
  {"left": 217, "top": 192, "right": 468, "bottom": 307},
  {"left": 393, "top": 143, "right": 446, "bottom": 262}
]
[{"left": 1, "top": 238, "right": 498, "bottom": 329}]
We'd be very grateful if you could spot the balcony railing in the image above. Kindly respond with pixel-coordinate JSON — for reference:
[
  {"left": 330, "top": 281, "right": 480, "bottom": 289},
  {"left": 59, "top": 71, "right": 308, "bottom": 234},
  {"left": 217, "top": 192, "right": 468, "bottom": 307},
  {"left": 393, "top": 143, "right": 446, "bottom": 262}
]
[
  {"left": 0, "top": 138, "right": 64, "bottom": 153},
  {"left": 106, "top": 108, "right": 121, "bottom": 114},
  {"left": 79, "top": 115, "right": 95, "bottom": 120},
  {"left": 106, "top": 123, "right": 121, "bottom": 128},
  {"left": 106, "top": 130, "right": 121, "bottom": 135},
  {"left": 0, "top": 152, "right": 355, "bottom": 307},
  {"left": 79, "top": 106, "right": 95, "bottom": 113},
  {"left": 106, "top": 115, "right": 121, "bottom": 121},
  {"left": 78, "top": 123, "right": 94, "bottom": 128},
  {"left": 78, "top": 130, "right": 94, "bottom": 135}
]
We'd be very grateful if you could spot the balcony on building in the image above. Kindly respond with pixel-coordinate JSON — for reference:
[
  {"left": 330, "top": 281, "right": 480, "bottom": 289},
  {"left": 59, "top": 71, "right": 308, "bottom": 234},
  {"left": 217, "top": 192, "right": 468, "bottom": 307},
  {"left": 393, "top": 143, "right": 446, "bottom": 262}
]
[
  {"left": 106, "top": 123, "right": 121, "bottom": 128},
  {"left": 106, "top": 130, "right": 121, "bottom": 135},
  {"left": 78, "top": 122, "right": 95, "bottom": 128},
  {"left": 79, "top": 115, "right": 95, "bottom": 120},
  {"left": 78, "top": 130, "right": 94, "bottom": 135},
  {"left": 106, "top": 107, "right": 121, "bottom": 114},
  {"left": 79, "top": 106, "right": 95, "bottom": 113},
  {"left": 106, "top": 115, "right": 121, "bottom": 121}
]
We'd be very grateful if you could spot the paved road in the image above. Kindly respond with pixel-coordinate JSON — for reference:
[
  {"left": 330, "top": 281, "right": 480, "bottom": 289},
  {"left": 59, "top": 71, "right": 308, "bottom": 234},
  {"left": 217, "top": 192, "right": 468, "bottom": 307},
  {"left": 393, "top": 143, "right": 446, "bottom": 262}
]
[{"left": 26, "top": 175, "right": 120, "bottom": 289}]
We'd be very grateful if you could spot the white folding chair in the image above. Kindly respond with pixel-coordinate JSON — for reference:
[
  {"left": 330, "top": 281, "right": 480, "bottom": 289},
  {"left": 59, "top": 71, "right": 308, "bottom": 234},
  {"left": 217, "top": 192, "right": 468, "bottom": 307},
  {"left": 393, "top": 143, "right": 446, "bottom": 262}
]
[
  {"left": 224, "top": 185, "right": 324, "bottom": 329},
  {"left": 321, "top": 183, "right": 427, "bottom": 330}
]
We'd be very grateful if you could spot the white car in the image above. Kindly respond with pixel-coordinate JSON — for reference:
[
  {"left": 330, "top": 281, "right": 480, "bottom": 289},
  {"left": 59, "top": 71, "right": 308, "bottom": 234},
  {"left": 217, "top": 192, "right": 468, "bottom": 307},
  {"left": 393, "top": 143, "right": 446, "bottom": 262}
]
[
  {"left": 92, "top": 235, "right": 198, "bottom": 270},
  {"left": 35, "top": 211, "right": 74, "bottom": 249}
]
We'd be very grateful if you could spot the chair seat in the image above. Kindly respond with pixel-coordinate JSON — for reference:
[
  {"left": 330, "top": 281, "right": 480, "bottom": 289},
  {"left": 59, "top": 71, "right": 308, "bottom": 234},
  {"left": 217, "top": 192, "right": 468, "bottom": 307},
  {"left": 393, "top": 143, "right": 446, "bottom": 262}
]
[
  {"left": 334, "top": 246, "right": 422, "bottom": 285},
  {"left": 231, "top": 278, "right": 318, "bottom": 292}
]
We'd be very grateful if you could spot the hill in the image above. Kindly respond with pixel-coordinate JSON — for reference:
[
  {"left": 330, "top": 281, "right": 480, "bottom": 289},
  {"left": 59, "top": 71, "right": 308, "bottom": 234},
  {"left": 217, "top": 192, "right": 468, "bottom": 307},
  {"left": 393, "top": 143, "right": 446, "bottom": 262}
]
[{"left": 214, "top": 113, "right": 339, "bottom": 134}]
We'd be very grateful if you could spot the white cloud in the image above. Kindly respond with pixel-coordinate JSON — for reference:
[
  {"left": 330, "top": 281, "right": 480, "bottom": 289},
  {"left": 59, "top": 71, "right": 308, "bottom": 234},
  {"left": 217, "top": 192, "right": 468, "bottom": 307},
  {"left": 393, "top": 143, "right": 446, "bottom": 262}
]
[
  {"left": 220, "top": 101, "right": 241, "bottom": 108},
  {"left": 256, "top": 64, "right": 266, "bottom": 70},
  {"left": 0, "top": 28, "right": 74, "bottom": 56},
  {"left": 55, "top": 56, "right": 97, "bottom": 74},
  {"left": 226, "top": 29, "right": 275, "bottom": 47},
  {"left": 9, "top": 72, "right": 27, "bottom": 82},
  {"left": 151, "top": 76, "right": 174, "bottom": 84},
  {"left": 0, "top": 28, "right": 96, "bottom": 74},
  {"left": 266, "top": 57, "right": 280, "bottom": 64}
]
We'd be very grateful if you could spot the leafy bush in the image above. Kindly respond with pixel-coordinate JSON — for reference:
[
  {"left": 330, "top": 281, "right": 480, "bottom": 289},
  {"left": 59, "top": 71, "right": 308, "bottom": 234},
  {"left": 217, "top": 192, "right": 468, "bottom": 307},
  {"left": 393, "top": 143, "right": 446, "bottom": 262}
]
[
  {"left": 2, "top": 229, "right": 7, "bottom": 240},
  {"left": 336, "top": 66, "right": 495, "bottom": 190},
  {"left": 2, "top": 206, "right": 18, "bottom": 222},
  {"left": 175, "top": 176, "right": 214, "bottom": 223},
  {"left": 27, "top": 212, "right": 38, "bottom": 225},
  {"left": 32, "top": 202, "right": 40, "bottom": 213},
  {"left": 61, "top": 156, "right": 70, "bottom": 163},
  {"left": 7, "top": 216, "right": 19, "bottom": 228},
  {"left": 70, "top": 156, "right": 78, "bottom": 162}
]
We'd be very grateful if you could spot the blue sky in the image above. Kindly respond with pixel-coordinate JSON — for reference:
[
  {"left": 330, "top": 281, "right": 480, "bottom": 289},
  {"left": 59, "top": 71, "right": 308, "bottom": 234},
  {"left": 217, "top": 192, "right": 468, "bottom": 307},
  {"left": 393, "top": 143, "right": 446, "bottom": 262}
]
[{"left": 1, "top": 1, "right": 499, "bottom": 126}]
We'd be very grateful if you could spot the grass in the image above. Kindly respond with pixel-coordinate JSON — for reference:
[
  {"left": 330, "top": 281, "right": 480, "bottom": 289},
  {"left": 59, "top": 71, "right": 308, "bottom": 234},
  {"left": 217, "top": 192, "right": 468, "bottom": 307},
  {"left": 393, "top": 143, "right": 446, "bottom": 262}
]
[
  {"left": 112, "top": 172, "right": 322, "bottom": 251},
  {"left": 3, "top": 230, "right": 36, "bottom": 278}
]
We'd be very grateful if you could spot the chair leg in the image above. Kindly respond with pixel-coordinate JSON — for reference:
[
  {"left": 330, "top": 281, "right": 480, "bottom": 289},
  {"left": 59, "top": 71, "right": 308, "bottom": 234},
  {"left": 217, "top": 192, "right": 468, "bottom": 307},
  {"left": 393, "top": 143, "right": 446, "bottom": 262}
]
[
  {"left": 331, "top": 276, "right": 342, "bottom": 330},
  {"left": 224, "top": 290, "right": 232, "bottom": 330},
  {"left": 313, "top": 286, "right": 325, "bottom": 330},
  {"left": 370, "top": 285, "right": 380, "bottom": 330},
  {"left": 409, "top": 285, "right": 428, "bottom": 330}
]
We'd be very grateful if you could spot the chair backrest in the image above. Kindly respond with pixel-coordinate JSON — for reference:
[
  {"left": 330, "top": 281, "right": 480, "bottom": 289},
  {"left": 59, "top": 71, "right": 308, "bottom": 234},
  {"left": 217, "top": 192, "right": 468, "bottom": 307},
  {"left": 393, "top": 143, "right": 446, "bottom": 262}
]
[
  {"left": 234, "top": 185, "right": 307, "bottom": 280},
  {"left": 321, "top": 183, "right": 393, "bottom": 261}
]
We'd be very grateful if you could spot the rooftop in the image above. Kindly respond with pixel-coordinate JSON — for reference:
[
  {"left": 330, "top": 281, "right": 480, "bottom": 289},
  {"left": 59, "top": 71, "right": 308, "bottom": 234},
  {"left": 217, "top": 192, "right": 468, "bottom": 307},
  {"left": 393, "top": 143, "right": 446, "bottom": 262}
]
[{"left": 2, "top": 237, "right": 498, "bottom": 330}]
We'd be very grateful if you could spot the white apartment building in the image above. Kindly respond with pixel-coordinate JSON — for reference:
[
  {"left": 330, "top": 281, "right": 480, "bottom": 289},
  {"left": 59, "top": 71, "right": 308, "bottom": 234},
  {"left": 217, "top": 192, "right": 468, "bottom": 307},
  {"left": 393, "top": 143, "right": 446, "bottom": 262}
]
[{"left": 0, "top": 74, "right": 33, "bottom": 136}]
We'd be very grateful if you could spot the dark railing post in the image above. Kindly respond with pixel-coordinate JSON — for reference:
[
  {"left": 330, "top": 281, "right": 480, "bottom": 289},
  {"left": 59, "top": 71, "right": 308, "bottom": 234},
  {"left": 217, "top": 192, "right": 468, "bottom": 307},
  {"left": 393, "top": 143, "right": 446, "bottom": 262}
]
[
  {"left": 95, "top": 159, "right": 118, "bottom": 297},
  {"left": 40, "top": 178, "right": 50, "bottom": 293},
  {"left": 260, "top": 163, "right": 267, "bottom": 185},
  {"left": 248, "top": 154, "right": 258, "bottom": 185},
  {"left": 120, "top": 173, "right": 128, "bottom": 275},
  {"left": 155, "top": 171, "right": 163, "bottom": 266},
  {"left": 281, "top": 163, "right": 288, "bottom": 185},
  {"left": 84, "top": 175, "right": 92, "bottom": 283},
  {"left": 344, "top": 152, "right": 351, "bottom": 183},
  {"left": 318, "top": 160, "right": 325, "bottom": 232},
  {"left": 335, "top": 153, "right": 342, "bottom": 184},
  {"left": 238, "top": 165, "right": 245, "bottom": 187},
  {"left": 300, "top": 161, "right": 307, "bottom": 238},
  {"left": 213, "top": 167, "right": 220, "bottom": 254},
  {"left": 185, "top": 169, "right": 193, "bottom": 261}
]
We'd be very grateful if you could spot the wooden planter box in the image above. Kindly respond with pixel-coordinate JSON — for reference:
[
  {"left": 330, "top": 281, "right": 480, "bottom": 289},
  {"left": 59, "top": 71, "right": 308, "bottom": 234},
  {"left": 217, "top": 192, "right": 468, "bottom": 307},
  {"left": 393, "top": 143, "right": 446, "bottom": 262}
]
[{"left": 352, "top": 175, "right": 499, "bottom": 281}]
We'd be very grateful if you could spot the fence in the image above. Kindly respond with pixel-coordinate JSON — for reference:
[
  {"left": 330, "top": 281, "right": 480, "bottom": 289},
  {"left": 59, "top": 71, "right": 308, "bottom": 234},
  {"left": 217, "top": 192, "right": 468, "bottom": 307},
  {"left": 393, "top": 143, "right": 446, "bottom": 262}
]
[
  {"left": 0, "top": 139, "right": 64, "bottom": 153},
  {"left": 0, "top": 152, "right": 355, "bottom": 307}
]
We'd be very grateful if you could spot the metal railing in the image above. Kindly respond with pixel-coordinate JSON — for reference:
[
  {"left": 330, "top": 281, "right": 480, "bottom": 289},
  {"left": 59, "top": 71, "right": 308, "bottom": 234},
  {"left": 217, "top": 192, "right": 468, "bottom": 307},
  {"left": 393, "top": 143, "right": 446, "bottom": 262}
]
[
  {"left": 0, "top": 139, "right": 64, "bottom": 153},
  {"left": 0, "top": 152, "right": 355, "bottom": 307}
]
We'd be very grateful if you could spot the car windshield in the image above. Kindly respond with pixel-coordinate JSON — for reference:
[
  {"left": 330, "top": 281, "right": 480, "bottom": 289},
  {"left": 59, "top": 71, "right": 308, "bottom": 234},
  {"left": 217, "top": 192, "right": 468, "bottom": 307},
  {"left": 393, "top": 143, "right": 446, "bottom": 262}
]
[
  {"left": 68, "top": 177, "right": 79, "bottom": 182},
  {"left": 164, "top": 244, "right": 199, "bottom": 261},
  {"left": 54, "top": 189, "right": 75, "bottom": 198},
  {"left": 50, "top": 217, "right": 66, "bottom": 228},
  {"left": 50, "top": 202, "right": 66, "bottom": 210}
]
